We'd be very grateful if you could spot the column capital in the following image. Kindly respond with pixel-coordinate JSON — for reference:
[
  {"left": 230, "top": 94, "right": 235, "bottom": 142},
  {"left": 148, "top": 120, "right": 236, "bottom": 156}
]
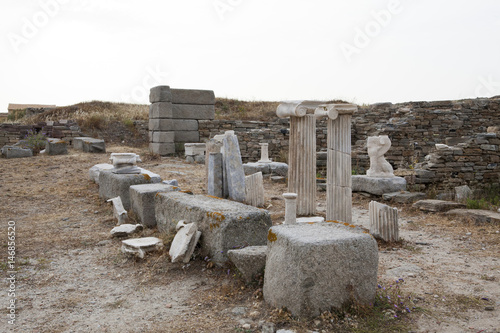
[{"left": 277, "top": 101, "right": 358, "bottom": 119}]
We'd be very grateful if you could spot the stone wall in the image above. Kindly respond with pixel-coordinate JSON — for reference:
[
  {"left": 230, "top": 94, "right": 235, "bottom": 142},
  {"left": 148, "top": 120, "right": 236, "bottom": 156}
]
[
  {"left": 0, "top": 121, "right": 83, "bottom": 147},
  {"left": 199, "top": 97, "right": 500, "bottom": 189},
  {"left": 149, "top": 86, "right": 215, "bottom": 155}
]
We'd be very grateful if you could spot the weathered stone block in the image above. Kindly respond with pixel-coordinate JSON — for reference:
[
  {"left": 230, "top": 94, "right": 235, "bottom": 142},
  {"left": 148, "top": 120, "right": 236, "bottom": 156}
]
[
  {"left": 228, "top": 246, "right": 267, "bottom": 284},
  {"left": 446, "top": 209, "right": 500, "bottom": 224},
  {"left": 149, "top": 102, "right": 173, "bottom": 119},
  {"left": 151, "top": 131, "right": 175, "bottom": 143},
  {"left": 174, "top": 131, "right": 200, "bottom": 143},
  {"left": 98, "top": 169, "right": 161, "bottom": 210},
  {"left": 129, "top": 183, "right": 177, "bottom": 227},
  {"left": 382, "top": 191, "right": 426, "bottom": 203},
  {"left": 207, "top": 152, "right": 223, "bottom": 198},
  {"left": 1, "top": 145, "right": 33, "bottom": 158},
  {"left": 149, "top": 142, "right": 175, "bottom": 155},
  {"left": 172, "top": 104, "right": 215, "bottom": 120},
  {"left": 80, "top": 138, "right": 106, "bottom": 153},
  {"left": 149, "top": 119, "right": 199, "bottom": 131},
  {"left": 45, "top": 138, "right": 67, "bottom": 155},
  {"left": 263, "top": 223, "right": 378, "bottom": 318},
  {"left": 171, "top": 88, "right": 215, "bottom": 105},
  {"left": 352, "top": 175, "right": 406, "bottom": 195},
  {"left": 149, "top": 86, "right": 172, "bottom": 103},
  {"left": 413, "top": 199, "right": 466, "bottom": 212},
  {"left": 223, "top": 132, "right": 246, "bottom": 202},
  {"left": 155, "top": 192, "right": 272, "bottom": 263},
  {"left": 89, "top": 163, "right": 114, "bottom": 183},
  {"left": 184, "top": 143, "right": 206, "bottom": 156}
]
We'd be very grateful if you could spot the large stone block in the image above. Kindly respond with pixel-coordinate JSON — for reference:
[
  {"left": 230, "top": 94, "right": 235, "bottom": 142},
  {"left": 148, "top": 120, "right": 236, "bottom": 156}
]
[
  {"left": 149, "top": 119, "right": 198, "bottom": 131},
  {"left": 149, "top": 142, "right": 175, "bottom": 155},
  {"left": 89, "top": 163, "right": 114, "bottom": 183},
  {"left": 155, "top": 192, "right": 272, "bottom": 263},
  {"left": 243, "top": 162, "right": 288, "bottom": 176},
  {"left": 73, "top": 137, "right": 106, "bottom": 153},
  {"left": 149, "top": 86, "right": 172, "bottom": 103},
  {"left": 151, "top": 131, "right": 175, "bottom": 143},
  {"left": 413, "top": 199, "right": 466, "bottom": 212},
  {"left": 263, "top": 223, "right": 378, "bottom": 318},
  {"left": 352, "top": 175, "right": 406, "bottom": 195},
  {"left": 129, "top": 183, "right": 177, "bottom": 227},
  {"left": 149, "top": 102, "right": 173, "bottom": 119},
  {"left": 45, "top": 138, "right": 67, "bottom": 155},
  {"left": 98, "top": 169, "right": 162, "bottom": 210},
  {"left": 228, "top": 246, "right": 267, "bottom": 284},
  {"left": 174, "top": 131, "right": 200, "bottom": 143},
  {"left": 1, "top": 146, "right": 33, "bottom": 158},
  {"left": 172, "top": 104, "right": 215, "bottom": 120},
  {"left": 171, "top": 88, "right": 215, "bottom": 105}
]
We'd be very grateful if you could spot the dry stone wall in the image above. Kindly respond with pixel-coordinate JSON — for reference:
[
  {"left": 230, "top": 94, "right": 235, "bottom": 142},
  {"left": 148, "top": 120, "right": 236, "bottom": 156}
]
[
  {"left": 0, "top": 121, "right": 82, "bottom": 146},
  {"left": 199, "top": 97, "right": 500, "bottom": 190}
]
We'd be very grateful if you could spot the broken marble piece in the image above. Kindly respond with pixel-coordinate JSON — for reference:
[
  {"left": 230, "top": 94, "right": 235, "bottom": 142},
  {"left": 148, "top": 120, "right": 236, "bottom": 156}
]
[
  {"left": 121, "top": 237, "right": 163, "bottom": 258},
  {"left": 169, "top": 221, "right": 200, "bottom": 263},
  {"left": 110, "top": 153, "right": 142, "bottom": 174},
  {"left": 222, "top": 131, "right": 246, "bottom": 202},
  {"left": 366, "top": 135, "right": 394, "bottom": 178},
  {"left": 107, "top": 196, "right": 129, "bottom": 225},
  {"left": 110, "top": 224, "right": 143, "bottom": 237},
  {"left": 245, "top": 172, "right": 265, "bottom": 207},
  {"left": 369, "top": 201, "right": 399, "bottom": 242}
]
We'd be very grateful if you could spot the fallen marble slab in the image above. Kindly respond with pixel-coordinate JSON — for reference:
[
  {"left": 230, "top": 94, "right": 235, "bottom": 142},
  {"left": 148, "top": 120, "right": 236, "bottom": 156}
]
[
  {"left": 169, "top": 221, "right": 201, "bottom": 263},
  {"left": 446, "top": 209, "right": 500, "bottom": 224},
  {"left": 382, "top": 191, "right": 426, "bottom": 204},
  {"left": 413, "top": 200, "right": 466, "bottom": 212},
  {"left": 110, "top": 224, "right": 143, "bottom": 237},
  {"left": 228, "top": 246, "right": 267, "bottom": 284},
  {"left": 107, "top": 196, "right": 129, "bottom": 225},
  {"left": 243, "top": 162, "right": 288, "bottom": 177},
  {"left": 121, "top": 237, "right": 163, "bottom": 258},
  {"left": 352, "top": 175, "right": 406, "bottom": 196}
]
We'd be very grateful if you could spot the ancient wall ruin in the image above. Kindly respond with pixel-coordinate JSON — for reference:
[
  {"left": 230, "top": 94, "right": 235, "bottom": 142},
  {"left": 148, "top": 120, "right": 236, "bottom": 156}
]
[{"left": 200, "top": 97, "right": 500, "bottom": 190}]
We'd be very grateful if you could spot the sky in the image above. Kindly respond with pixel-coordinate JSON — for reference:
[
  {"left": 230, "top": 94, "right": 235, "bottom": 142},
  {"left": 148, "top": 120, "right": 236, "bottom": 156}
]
[{"left": 1, "top": 0, "right": 500, "bottom": 113}]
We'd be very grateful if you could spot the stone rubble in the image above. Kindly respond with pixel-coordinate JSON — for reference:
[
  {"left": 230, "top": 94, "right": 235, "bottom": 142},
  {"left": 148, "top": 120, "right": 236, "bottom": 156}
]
[
  {"left": 110, "top": 224, "right": 143, "bottom": 237},
  {"left": 107, "top": 197, "right": 129, "bottom": 225},
  {"left": 121, "top": 237, "right": 163, "bottom": 259}
]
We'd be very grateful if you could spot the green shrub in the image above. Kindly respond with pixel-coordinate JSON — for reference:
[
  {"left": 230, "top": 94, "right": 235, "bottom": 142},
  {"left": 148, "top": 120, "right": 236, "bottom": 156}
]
[{"left": 21, "top": 130, "right": 47, "bottom": 154}]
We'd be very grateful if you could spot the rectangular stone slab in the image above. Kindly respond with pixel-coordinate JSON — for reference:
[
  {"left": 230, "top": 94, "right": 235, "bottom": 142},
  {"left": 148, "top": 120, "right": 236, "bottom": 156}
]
[
  {"left": 149, "top": 142, "right": 175, "bottom": 155},
  {"left": 149, "top": 119, "right": 198, "bottom": 131},
  {"left": 172, "top": 104, "right": 215, "bottom": 120},
  {"left": 155, "top": 192, "right": 272, "bottom": 264},
  {"left": 99, "top": 170, "right": 162, "bottom": 210},
  {"left": 171, "top": 89, "right": 215, "bottom": 105},
  {"left": 149, "top": 86, "right": 172, "bottom": 103},
  {"left": 129, "top": 183, "right": 177, "bottom": 227}
]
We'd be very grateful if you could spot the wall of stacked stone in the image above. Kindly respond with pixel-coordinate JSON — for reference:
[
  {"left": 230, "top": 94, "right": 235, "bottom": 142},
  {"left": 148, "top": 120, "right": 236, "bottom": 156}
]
[
  {"left": 199, "top": 97, "right": 500, "bottom": 189},
  {"left": 0, "top": 121, "right": 83, "bottom": 146}
]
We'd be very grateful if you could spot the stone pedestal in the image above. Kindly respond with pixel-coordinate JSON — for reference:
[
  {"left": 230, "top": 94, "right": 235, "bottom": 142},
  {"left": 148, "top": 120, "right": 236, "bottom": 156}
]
[
  {"left": 283, "top": 193, "right": 298, "bottom": 225},
  {"left": 263, "top": 223, "right": 378, "bottom": 318},
  {"left": 258, "top": 143, "right": 271, "bottom": 163},
  {"left": 369, "top": 201, "right": 399, "bottom": 242},
  {"left": 288, "top": 114, "right": 316, "bottom": 216}
]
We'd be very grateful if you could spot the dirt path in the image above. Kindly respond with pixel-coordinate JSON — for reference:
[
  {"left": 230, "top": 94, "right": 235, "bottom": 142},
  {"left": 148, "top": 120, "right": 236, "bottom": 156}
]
[{"left": 0, "top": 146, "right": 498, "bottom": 332}]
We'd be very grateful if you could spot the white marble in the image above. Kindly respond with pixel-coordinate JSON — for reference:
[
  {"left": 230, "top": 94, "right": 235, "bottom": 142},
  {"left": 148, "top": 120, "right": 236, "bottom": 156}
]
[
  {"left": 366, "top": 135, "right": 394, "bottom": 178},
  {"left": 169, "top": 221, "right": 200, "bottom": 263},
  {"left": 245, "top": 172, "right": 265, "bottom": 207},
  {"left": 369, "top": 201, "right": 399, "bottom": 242},
  {"left": 121, "top": 237, "right": 163, "bottom": 258},
  {"left": 257, "top": 143, "right": 272, "bottom": 163},
  {"left": 110, "top": 153, "right": 142, "bottom": 174},
  {"left": 283, "top": 193, "right": 298, "bottom": 225},
  {"left": 110, "top": 224, "right": 143, "bottom": 237},
  {"left": 107, "top": 196, "right": 129, "bottom": 225}
]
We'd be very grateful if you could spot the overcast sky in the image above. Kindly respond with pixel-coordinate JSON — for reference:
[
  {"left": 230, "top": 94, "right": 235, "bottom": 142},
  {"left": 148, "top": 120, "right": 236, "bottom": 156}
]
[{"left": 1, "top": 0, "right": 499, "bottom": 112}]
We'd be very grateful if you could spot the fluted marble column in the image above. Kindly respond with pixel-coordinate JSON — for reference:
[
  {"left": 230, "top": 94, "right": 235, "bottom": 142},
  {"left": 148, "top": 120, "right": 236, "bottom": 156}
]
[
  {"left": 325, "top": 105, "right": 357, "bottom": 223},
  {"left": 369, "top": 201, "right": 399, "bottom": 242}
]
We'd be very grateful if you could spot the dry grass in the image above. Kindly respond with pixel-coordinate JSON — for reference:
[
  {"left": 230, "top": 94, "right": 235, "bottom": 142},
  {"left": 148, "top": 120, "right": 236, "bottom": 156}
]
[{"left": 215, "top": 98, "right": 280, "bottom": 121}]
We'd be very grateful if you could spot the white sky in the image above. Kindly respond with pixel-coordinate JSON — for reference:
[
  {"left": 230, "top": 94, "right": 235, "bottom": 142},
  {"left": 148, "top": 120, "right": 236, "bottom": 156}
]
[{"left": 1, "top": 0, "right": 500, "bottom": 112}]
